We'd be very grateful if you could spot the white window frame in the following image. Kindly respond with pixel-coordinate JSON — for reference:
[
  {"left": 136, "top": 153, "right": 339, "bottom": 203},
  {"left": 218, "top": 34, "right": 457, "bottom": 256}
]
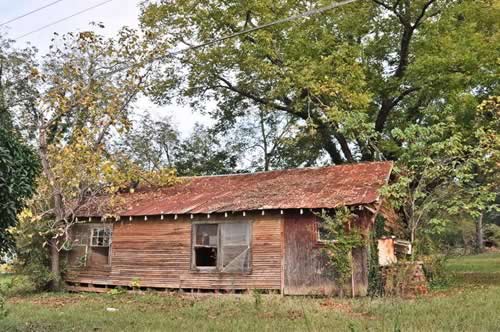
[{"left": 90, "top": 226, "right": 112, "bottom": 247}]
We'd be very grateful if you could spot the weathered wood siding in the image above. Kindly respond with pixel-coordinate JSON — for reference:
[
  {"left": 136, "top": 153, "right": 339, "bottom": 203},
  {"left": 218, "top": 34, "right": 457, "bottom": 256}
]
[
  {"left": 65, "top": 224, "right": 111, "bottom": 283},
  {"left": 65, "top": 212, "right": 282, "bottom": 290},
  {"left": 283, "top": 210, "right": 372, "bottom": 296},
  {"left": 284, "top": 212, "right": 336, "bottom": 295}
]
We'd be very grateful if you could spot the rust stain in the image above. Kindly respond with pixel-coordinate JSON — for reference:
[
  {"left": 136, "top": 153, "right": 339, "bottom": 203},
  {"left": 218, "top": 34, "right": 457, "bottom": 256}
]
[{"left": 77, "top": 161, "right": 393, "bottom": 217}]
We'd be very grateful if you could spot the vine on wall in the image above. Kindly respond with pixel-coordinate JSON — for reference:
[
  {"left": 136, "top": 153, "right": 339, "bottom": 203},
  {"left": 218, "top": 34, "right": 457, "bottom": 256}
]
[{"left": 318, "top": 207, "right": 363, "bottom": 297}]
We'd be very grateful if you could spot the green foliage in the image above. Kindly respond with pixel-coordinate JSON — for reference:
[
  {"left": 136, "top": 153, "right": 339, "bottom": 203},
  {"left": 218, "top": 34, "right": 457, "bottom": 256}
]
[
  {"left": 130, "top": 277, "right": 141, "bottom": 290},
  {"left": 140, "top": 0, "right": 498, "bottom": 166},
  {"left": 422, "top": 255, "right": 451, "bottom": 289},
  {"left": 117, "top": 114, "right": 180, "bottom": 171},
  {"left": 173, "top": 124, "right": 242, "bottom": 176},
  {"left": 319, "top": 207, "right": 363, "bottom": 295},
  {"left": 0, "top": 128, "right": 40, "bottom": 256},
  {"left": 108, "top": 287, "right": 126, "bottom": 296},
  {"left": 485, "top": 224, "right": 500, "bottom": 247},
  {"left": 9, "top": 210, "right": 54, "bottom": 291},
  {"left": 0, "top": 294, "right": 7, "bottom": 320},
  {"left": 430, "top": 217, "right": 476, "bottom": 254},
  {"left": 251, "top": 289, "right": 263, "bottom": 310},
  {"left": 382, "top": 96, "right": 499, "bottom": 249}
]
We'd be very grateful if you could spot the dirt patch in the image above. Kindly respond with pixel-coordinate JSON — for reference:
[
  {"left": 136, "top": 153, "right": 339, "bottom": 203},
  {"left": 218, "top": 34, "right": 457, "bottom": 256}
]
[
  {"left": 8, "top": 294, "right": 102, "bottom": 308},
  {"left": 258, "top": 309, "right": 305, "bottom": 321},
  {"left": 320, "top": 299, "right": 353, "bottom": 312},
  {"left": 320, "top": 299, "right": 376, "bottom": 320}
]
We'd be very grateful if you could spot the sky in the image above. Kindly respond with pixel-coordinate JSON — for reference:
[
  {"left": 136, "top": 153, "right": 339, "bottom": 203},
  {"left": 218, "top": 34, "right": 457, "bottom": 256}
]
[{"left": 0, "top": 0, "right": 211, "bottom": 136}]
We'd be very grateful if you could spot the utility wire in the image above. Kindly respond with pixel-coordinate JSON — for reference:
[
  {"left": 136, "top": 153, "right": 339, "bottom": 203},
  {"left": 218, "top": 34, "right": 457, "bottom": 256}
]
[
  {"left": 0, "top": 0, "right": 66, "bottom": 28},
  {"left": 107, "top": 0, "right": 361, "bottom": 76},
  {"left": 14, "top": 0, "right": 115, "bottom": 40},
  {"left": 173, "top": 0, "right": 360, "bottom": 54}
]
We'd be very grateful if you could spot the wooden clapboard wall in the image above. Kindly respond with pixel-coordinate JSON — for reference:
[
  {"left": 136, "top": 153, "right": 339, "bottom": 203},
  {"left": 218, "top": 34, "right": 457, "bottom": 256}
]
[
  {"left": 65, "top": 212, "right": 283, "bottom": 290},
  {"left": 283, "top": 210, "right": 372, "bottom": 296}
]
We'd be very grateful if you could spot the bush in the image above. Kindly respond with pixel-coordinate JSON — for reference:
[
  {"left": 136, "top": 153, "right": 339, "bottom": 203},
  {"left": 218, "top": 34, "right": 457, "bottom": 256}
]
[
  {"left": 9, "top": 210, "right": 54, "bottom": 291},
  {"left": 0, "top": 294, "right": 7, "bottom": 319},
  {"left": 484, "top": 224, "right": 500, "bottom": 247},
  {"left": 422, "top": 255, "right": 451, "bottom": 288},
  {"left": 0, "top": 275, "right": 36, "bottom": 296}
]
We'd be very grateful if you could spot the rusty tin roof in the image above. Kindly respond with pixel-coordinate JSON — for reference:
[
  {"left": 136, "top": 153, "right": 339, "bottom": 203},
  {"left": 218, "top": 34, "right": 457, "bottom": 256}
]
[{"left": 77, "top": 161, "right": 393, "bottom": 217}]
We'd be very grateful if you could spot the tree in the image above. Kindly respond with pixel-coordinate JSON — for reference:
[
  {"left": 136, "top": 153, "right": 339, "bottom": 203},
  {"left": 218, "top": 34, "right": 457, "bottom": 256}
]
[
  {"left": 0, "top": 128, "right": 39, "bottom": 257},
  {"left": 383, "top": 97, "right": 499, "bottom": 251},
  {"left": 0, "top": 35, "right": 39, "bottom": 131},
  {"left": 16, "top": 28, "right": 175, "bottom": 289},
  {"left": 118, "top": 114, "right": 180, "bottom": 171},
  {"left": 174, "top": 124, "right": 242, "bottom": 176},
  {"left": 0, "top": 35, "right": 40, "bottom": 257},
  {"left": 216, "top": 108, "right": 324, "bottom": 171},
  {"left": 140, "top": 0, "right": 498, "bottom": 165}
]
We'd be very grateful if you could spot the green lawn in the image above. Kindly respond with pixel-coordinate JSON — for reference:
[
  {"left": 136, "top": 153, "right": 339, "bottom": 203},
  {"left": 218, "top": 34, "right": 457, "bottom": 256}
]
[
  {"left": 447, "top": 252, "right": 500, "bottom": 273},
  {"left": 1, "top": 253, "right": 499, "bottom": 332},
  {"left": 447, "top": 251, "right": 500, "bottom": 286}
]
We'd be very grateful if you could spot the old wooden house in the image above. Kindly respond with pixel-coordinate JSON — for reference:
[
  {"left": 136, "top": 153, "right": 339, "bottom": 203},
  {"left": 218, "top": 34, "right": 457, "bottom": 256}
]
[{"left": 66, "top": 161, "right": 393, "bottom": 296}]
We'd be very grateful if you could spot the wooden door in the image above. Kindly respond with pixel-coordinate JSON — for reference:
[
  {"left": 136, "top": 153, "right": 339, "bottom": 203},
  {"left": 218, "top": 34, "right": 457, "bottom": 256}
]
[{"left": 283, "top": 212, "right": 336, "bottom": 295}]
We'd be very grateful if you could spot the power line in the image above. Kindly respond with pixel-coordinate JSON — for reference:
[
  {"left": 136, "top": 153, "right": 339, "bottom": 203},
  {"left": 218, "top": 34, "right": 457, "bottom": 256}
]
[
  {"left": 0, "top": 0, "right": 66, "bottom": 28},
  {"left": 173, "top": 0, "right": 360, "bottom": 54},
  {"left": 107, "top": 0, "right": 361, "bottom": 76},
  {"left": 14, "top": 0, "right": 115, "bottom": 41}
]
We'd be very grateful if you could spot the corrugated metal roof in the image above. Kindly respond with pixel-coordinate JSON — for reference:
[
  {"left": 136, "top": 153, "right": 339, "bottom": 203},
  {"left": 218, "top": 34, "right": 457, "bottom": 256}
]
[{"left": 77, "top": 161, "right": 393, "bottom": 217}]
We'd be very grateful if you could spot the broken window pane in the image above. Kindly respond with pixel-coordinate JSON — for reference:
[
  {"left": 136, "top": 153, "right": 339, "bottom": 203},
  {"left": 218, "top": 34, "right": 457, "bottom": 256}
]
[
  {"left": 194, "top": 224, "right": 218, "bottom": 268},
  {"left": 195, "top": 247, "right": 217, "bottom": 267}
]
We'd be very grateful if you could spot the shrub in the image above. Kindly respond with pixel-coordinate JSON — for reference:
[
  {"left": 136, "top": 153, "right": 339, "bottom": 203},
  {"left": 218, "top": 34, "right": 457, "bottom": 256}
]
[
  {"left": 9, "top": 209, "right": 54, "bottom": 291},
  {"left": 0, "top": 275, "right": 36, "bottom": 296},
  {"left": 0, "top": 294, "right": 7, "bottom": 319},
  {"left": 484, "top": 224, "right": 500, "bottom": 247},
  {"left": 422, "top": 255, "right": 451, "bottom": 288}
]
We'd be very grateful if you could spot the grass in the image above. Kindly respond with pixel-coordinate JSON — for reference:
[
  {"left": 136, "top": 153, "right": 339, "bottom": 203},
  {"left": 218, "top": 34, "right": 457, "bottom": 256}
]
[
  {"left": 1, "top": 252, "right": 499, "bottom": 332},
  {"left": 447, "top": 251, "right": 500, "bottom": 273},
  {"left": 447, "top": 251, "right": 500, "bottom": 286}
]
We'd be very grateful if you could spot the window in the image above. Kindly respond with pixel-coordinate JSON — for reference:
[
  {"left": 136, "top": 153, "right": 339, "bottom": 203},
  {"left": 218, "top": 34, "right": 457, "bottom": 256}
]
[
  {"left": 316, "top": 220, "right": 334, "bottom": 243},
  {"left": 89, "top": 226, "right": 112, "bottom": 266},
  {"left": 192, "top": 222, "right": 251, "bottom": 273},
  {"left": 91, "top": 227, "right": 111, "bottom": 247},
  {"left": 193, "top": 224, "right": 218, "bottom": 267}
]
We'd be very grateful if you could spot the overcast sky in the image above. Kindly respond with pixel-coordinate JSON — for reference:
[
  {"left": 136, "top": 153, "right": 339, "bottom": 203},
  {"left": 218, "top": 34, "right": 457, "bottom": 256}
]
[{"left": 0, "top": 0, "right": 210, "bottom": 136}]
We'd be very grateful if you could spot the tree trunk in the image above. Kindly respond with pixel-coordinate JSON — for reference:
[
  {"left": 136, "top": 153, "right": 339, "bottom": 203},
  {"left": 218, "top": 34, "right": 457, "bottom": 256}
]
[
  {"left": 259, "top": 110, "right": 270, "bottom": 171},
  {"left": 39, "top": 126, "right": 64, "bottom": 290},
  {"left": 475, "top": 212, "right": 484, "bottom": 254},
  {"left": 50, "top": 239, "right": 61, "bottom": 290}
]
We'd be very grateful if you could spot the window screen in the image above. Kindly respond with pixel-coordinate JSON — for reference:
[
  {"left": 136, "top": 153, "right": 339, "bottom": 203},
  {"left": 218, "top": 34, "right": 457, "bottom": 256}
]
[{"left": 221, "top": 223, "right": 250, "bottom": 272}]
